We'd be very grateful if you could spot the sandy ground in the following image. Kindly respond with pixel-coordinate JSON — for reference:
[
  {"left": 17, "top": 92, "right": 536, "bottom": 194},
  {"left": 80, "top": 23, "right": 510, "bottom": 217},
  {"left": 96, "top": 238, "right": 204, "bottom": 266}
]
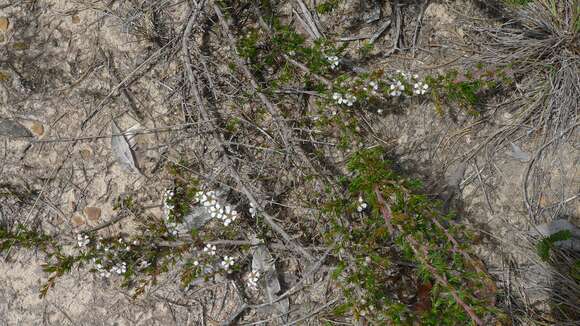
[{"left": 1, "top": 0, "right": 578, "bottom": 325}]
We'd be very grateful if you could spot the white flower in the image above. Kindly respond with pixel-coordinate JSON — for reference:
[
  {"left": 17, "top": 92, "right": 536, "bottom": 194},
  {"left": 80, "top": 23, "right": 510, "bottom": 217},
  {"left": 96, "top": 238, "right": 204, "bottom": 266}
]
[
  {"left": 247, "top": 270, "right": 260, "bottom": 289},
  {"left": 166, "top": 222, "right": 179, "bottom": 236},
  {"left": 326, "top": 55, "right": 340, "bottom": 70},
  {"left": 413, "top": 81, "right": 429, "bottom": 95},
  {"left": 209, "top": 205, "right": 224, "bottom": 219},
  {"left": 389, "top": 80, "right": 405, "bottom": 97},
  {"left": 222, "top": 206, "right": 239, "bottom": 226},
  {"left": 139, "top": 260, "right": 150, "bottom": 269},
  {"left": 194, "top": 191, "right": 204, "bottom": 203},
  {"left": 77, "top": 234, "right": 90, "bottom": 248},
  {"left": 344, "top": 93, "right": 356, "bottom": 106},
  {"left": 221, "top": 256, "right": 235, "bottom": 271},
  {"left": 193, "top": 260, "right": 199, "bottom": 266},
  {"left": 356, "top": 196, "right": 368, "bottom": 212},
  {"left": 203, "top": 243, "right": 216, "bottom": 256},
  {"left": 111, "top": 261, "right": 127, "bottom": 275},
  {"left": 249, "top": 203, "right": 257, "bottom": 218}
]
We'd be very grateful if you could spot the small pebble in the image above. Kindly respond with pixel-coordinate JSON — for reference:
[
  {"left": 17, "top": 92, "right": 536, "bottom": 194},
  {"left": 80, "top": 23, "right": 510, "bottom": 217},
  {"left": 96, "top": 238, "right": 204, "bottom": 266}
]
[
  {"left": 0, "top": 17, "right": 9, "bottom": 32},
  {"left": 84, "top": 206, "right": 101, "bottom": 222},
  {"left": 30, "top": 122, "right": 44, "bottom": 136},
  {"left": 71, "top": 214, "right": 85, "bottom": 226}
]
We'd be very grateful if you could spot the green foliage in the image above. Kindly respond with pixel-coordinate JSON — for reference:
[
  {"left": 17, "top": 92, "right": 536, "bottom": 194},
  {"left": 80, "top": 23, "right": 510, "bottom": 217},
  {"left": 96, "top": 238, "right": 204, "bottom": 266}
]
[
  {"left": 324, "top": 148, "right": 497, "bottom": 324},
  {"left": 536, "top": 230, "right": 572, "bottom": 261},
  {"left": 316, "top": 0, "right": 342, "bottom": 14},
  {"left": 425, "top": 66, "right": 513, "bottom": 115},
  {"left": 238, "top": 28, "right": 261, "bottom": 58}
]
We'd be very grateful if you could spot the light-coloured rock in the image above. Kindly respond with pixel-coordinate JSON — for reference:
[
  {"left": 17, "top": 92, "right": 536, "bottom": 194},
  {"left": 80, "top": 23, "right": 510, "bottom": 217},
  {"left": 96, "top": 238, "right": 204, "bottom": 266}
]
[
  {"left": 0, "top": 17, "right": 9, "bottom": 32},
  {"left": 83, "top": 207, "right": 101, "bottom": 222},
  {"left": 71, "top": 214, "right": 85, "bottom": 226}
]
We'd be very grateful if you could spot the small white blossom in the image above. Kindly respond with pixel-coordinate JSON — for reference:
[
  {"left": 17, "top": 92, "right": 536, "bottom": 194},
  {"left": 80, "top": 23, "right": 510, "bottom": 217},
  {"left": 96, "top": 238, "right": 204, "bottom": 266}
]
[
  {"left": 356, "top": 196, "right": 368, "bottom": 212},
  {"left": 77, "top": 234, "right": 90, "bottom": 248},
  {"left": 343, "top": 93, "right": 356, "bottom": 106},
  {"left": 325, "top": 55, "right": 340, "bottom": 70},
  {"left": 193, "top": 260, "right": 199, "bottom": 266},
  {"left": 139, "top": 260, "right": 150, "bottom": 269},
  {"left": 203, "top": 243, "right": 217, "bottom": 256},
  {"left": 111, "top": 261, "right": 127, "bottom": 275},
  {"left": 247, "top": 270, "right": 260, "bottom": 289},
  {"left": 389, "top": 80, "right": 405, "bottom": 97},
  {"left": 220, "top": 256, "right": 235, "bottom": 271},
  {"left": 166, "top": 222, "right": 179, "bottom": 236},
  {"left": 249, "top": 202, "right": 257, "bottom": 218},
  {"left": 413, "top": 81, "right": 429, "bottom": 95},
  {"left": 333, "top": 92, "right": 356, "bottom": 106}
]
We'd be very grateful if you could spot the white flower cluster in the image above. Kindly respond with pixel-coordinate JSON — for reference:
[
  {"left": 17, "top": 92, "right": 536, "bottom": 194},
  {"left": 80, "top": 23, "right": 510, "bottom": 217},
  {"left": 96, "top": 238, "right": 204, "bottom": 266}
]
[
  {"left": 95, "top": 263, "right": 111, "bottom": 278},
  {"left": 163, "top": 189, "right": 181, "bottom": 236},
  {"left": 77, "top": 234, "right": 90, "bottom": 248},
  {"left": 221, "top": 255, "right": 235, "bottom": 272},
  {"left": 247, "top": 270, "right": 260, "bottom": 289},
  {"left": 413, "top": 81, "right": 429, "bottom": 95},
  {"left": 389, "top": 80, "right": 405, "bottom": 97},
  {"left": 203, "top": 243, "right": 217, "bottom": 256},
  {"left": 332, "top": 92, "right": 356, "bottom": 106},
  {"left": 325, "top": 55, "right": 340, "bottom": 70},
  {"left": 389, "top": 71, "right": 430, "bottom": 97},
  {"left": 164, "top": 189, "right": 175, "bottom": 212},
  {"left": 356, "top": 196, "right": 368, "bottom": 212},
  {"left": 139, "top": 260, "right": 150, "bottom": 269},
  {"left": 111, "top": 261, "right": 127, "bottom": 275},
  {"left": 194, "top": 190, "right": 240, "bottom": 227}
]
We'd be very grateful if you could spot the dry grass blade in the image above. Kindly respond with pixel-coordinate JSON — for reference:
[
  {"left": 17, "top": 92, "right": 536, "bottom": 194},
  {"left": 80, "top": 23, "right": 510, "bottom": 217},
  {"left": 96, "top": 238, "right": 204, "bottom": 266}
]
[
  {"left": 252, "top": 244, "right": 289, "bottom": 323},
  {"left": 111, "top": 120, "right": 143, "bottom": 176}
]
